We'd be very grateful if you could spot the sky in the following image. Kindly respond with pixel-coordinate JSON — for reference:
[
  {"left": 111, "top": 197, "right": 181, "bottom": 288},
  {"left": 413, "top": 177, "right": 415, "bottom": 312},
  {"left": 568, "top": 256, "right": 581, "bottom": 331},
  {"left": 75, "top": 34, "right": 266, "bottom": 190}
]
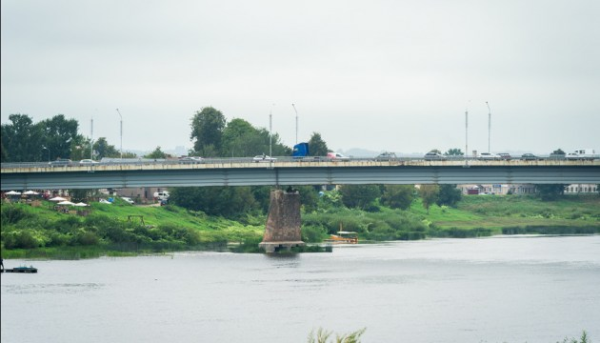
[{"left": 2, "top": 0, "right": 599, "bottom": 156}]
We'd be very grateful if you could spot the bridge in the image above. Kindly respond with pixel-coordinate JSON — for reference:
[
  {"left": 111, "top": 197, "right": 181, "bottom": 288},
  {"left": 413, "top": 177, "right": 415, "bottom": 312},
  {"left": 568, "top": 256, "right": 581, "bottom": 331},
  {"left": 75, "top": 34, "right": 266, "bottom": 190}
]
[{"left": 2, "top": 158, "right": 599, "bottom": 190}]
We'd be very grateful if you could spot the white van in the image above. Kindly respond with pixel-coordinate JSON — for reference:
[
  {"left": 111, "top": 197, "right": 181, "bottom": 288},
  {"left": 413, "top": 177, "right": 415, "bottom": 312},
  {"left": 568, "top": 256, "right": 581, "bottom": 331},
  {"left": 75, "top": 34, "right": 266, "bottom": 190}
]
[{"left": 154, "top": 191, "right": 170, "bottom": 201}]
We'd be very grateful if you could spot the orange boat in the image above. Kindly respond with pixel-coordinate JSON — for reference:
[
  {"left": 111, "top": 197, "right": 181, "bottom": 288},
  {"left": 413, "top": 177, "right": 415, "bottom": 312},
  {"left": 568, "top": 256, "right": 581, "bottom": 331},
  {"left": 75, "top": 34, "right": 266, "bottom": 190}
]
[{"left": 324, "top": 223, "right": 358, "bottom": 244}]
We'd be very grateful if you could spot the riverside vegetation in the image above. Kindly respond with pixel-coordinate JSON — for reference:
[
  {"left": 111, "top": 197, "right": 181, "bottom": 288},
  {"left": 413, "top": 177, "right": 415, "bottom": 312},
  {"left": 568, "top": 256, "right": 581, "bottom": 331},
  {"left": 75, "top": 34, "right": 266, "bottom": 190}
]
[
  {"left": 306, "top": 329, "right": 590, "bottom": 343},
  {"left": 1, "top": 189, "right": 599, "bottom": 258}
]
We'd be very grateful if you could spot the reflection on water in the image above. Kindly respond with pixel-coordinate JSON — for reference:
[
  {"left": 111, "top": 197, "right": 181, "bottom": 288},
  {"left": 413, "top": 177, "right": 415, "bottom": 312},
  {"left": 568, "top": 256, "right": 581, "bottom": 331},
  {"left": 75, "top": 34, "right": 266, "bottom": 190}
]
[
  {"left": 4, "top": 283, "right": 103, "bottom": 295},
  {"left": 2, "top": 235, "right": 599, "bottom": 343}
]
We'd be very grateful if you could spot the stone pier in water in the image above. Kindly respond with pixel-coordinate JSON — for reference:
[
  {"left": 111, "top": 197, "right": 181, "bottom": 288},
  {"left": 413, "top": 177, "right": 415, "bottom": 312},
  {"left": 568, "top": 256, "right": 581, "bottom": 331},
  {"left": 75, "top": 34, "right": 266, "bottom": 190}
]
[{"left": 258, "top": 189, "right": 305, "bottom": 253}]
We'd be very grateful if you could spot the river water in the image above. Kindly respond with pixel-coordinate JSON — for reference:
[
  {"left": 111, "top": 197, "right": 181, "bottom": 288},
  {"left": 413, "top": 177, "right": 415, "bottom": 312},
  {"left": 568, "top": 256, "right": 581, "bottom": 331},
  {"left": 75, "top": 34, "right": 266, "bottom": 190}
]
[{"left": 2, "top": 235, "right": 599, "bottom": 343}]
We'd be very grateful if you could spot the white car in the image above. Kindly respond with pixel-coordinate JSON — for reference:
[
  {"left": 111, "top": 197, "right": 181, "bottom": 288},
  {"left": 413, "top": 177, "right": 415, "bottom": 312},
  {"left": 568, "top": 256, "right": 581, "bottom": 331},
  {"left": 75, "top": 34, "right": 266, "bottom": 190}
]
[
  {"left": 327, "top": 152, "right": 350, "bottom": 161},
  {"left": 178, "top": 156, "right": 203, "bottom": 164},
  {"left": 478, "top": 152, "right": 501, "bottom": 161},
  {"left": 121, "top": 197, "right": 135, "bottom": 205},
  {"left": 253, "top": 155, "right": 276, "bottom": 163},
  {"left": 79, "top": 159, "right": 99, "bottom": 164}
]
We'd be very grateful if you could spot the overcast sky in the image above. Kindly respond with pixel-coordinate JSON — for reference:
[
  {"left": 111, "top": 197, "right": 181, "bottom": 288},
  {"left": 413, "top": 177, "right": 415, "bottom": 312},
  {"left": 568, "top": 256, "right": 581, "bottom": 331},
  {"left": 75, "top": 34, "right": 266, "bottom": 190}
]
[{"left": 2, "top": 0, "right": 599, "bottom": 156}]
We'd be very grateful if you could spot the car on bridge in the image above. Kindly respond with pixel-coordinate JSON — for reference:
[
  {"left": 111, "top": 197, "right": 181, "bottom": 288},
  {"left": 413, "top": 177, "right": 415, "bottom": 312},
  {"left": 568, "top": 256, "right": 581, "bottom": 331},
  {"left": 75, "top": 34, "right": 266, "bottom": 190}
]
[
  {"left": 48, "top": 158, "right": 73, "bottom": 166},
  {"left": 179, "top": 156, "right": 204, "bottom": 164},
  {"left": 327, "top": 152, "right": 350, "bottom": 161},
  {"left": 521, "top": 153, "right": 539, "bottom": 161},
  {"left": 478, "top": 152, "right": 501, "bottom": 161},
  {"left": 424, "top": 151, "right": 446, "bottom": 161},
  {"left": 253, "top": 154, "right": 276, "bottom": 163},
  {"left": 79, "top": 159, "right": 99, "bottom": 164},
  {"left": 548, "top": 151, "right": 566, "bottom": 160},
  {"left": 374, "top": 152, "right": 397, "bottom": 161},
  {"left": 498, "top": 153, "right": 512, "bottom": 160}
]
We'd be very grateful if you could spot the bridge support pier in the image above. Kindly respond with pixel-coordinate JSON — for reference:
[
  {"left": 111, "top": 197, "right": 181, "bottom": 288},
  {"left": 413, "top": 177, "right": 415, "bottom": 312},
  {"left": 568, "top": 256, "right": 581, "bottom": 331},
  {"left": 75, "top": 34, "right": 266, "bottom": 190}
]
[{"left": 259, "top": 189, "right": 305, "bottom": 253}]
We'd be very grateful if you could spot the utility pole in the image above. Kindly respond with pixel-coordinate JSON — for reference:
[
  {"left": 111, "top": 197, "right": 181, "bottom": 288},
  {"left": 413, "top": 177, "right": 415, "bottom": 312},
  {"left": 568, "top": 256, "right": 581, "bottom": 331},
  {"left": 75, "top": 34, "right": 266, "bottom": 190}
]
[
  {"left": 465, "top": 108, "right": 469, "bottom": 167},
  {"left": 486, "top": 101, "right": 491, "bottom": 153},
  {"left": 292, "top": 104, "right": 298, "bottom": 145},
  {"left": 116, "top": 108, "right": 123, "bottom": 160},
  {"left": 269, "top": 104, "right": 274, "bottom": 158},
  {"left": 90, "top": 117, "right": 94, "bottom": 159}
]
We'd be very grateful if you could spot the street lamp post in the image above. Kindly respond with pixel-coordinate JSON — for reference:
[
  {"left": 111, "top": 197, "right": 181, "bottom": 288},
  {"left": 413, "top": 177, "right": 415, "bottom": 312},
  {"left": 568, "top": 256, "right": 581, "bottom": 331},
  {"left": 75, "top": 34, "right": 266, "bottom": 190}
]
[
  {"left": 42, "top": 146, "right": 50, "bottom": 162},
  {"left": 486, "top": 101, "right": 492, "bottom": 153},
  {"left": 269, "top": 104, "right": 274, "bottom": 158},
  {"left": 116, "top": 108, "right": 123, "bottom": 160},
  {"left": 292, "top": 104, "right": 298, "bottom": 145},
  {"left": 269, "top": 110, "right": 273, "bottom": 158},
  {"left": 90, "top": 117, "right": 94, "bottom": 159}
]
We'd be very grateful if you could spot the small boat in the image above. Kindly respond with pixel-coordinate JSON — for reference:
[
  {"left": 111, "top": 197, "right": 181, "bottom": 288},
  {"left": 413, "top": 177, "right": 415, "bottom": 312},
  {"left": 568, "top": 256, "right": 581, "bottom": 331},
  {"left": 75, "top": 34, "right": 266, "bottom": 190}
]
[
  {"left": 324, "top": 223, "right": 359, "bottom": 244},
  {"left": 3, "top": 266, "right": 38, "bottom": 273}
]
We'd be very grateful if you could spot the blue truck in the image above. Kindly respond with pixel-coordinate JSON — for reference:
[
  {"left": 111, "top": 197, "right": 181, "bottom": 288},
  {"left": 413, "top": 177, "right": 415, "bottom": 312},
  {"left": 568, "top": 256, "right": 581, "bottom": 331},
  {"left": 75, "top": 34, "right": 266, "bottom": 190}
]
[{"left": 292, "top": 143, "right": 309, "bottom": 159}]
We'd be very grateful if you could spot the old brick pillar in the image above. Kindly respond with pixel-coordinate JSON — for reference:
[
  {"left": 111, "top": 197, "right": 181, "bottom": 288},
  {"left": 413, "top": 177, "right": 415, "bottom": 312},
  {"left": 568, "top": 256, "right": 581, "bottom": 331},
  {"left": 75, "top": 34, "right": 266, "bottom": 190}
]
[{"left": 258, "top": 189, "right": 305, "bottom": 253}]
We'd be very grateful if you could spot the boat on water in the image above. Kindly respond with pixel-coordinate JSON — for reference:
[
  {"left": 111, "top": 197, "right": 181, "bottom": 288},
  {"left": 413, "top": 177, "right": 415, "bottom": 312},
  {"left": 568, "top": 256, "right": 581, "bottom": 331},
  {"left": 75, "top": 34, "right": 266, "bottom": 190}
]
[
  {"left": 324, "top": 223, "right": 359, "bottom": 244},
  {"left": 324, "top": 231, "right": 359, "bottom": 244},
  {"left": 2, "top": 266, "right": 38, "bottom": 273}
]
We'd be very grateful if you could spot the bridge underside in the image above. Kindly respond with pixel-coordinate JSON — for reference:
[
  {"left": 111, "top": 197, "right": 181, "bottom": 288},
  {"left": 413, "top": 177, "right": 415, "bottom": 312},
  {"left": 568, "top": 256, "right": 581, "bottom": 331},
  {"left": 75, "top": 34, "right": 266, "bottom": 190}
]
[{"left": 1, "top": 165, "right": 599, "bottom": 190}]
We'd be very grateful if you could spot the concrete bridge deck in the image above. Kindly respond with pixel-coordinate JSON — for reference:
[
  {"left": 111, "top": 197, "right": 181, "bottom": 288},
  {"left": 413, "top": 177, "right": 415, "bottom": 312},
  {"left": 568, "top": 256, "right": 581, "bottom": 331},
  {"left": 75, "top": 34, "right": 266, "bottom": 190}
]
[{"left": 2, "top": 159, "right": 599, "bottom": 190}]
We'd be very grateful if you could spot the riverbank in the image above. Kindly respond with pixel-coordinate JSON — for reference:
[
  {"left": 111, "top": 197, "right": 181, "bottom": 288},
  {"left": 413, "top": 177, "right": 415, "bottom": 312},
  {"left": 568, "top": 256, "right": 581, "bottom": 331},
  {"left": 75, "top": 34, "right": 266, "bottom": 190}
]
[{"left": 1, "top": 194, "right": 599, "bottom": 258}]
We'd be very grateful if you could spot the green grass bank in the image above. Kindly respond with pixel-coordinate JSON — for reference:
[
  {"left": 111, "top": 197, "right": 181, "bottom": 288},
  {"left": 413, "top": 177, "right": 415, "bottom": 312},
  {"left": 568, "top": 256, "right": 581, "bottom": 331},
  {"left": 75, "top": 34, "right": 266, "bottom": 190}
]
[{"left": 2, "top": 194, "right": 599, "bottom": 258}]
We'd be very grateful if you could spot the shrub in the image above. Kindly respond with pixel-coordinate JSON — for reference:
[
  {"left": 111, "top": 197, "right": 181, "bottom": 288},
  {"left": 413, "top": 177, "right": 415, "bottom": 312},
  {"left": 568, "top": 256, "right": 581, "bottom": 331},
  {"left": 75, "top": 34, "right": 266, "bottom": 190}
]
[
  {"left": 301, "top": 225, "right": 328, "bottom": 243},
  {"left": 3, "top": 230, "right": 40, "bottom": 249},
  {"left": 74, "top": 230, "right": 100, "bottom": 246},
  {"left": 1, "top": 205, "right": 31, "bottom": 225}
]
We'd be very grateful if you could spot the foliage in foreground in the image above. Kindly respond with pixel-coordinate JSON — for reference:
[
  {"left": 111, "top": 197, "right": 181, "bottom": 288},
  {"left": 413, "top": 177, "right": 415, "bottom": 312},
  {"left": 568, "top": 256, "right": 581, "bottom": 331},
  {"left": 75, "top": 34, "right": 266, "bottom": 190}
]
[
  {"left": 305, "top": 329, "right": 590, "bottom": 343},
  {"left": 307, "top": 328, "right": 366, "bottom": 343},
  {"left": 558, "top": 331, "right": 590, "bottom": 343}
]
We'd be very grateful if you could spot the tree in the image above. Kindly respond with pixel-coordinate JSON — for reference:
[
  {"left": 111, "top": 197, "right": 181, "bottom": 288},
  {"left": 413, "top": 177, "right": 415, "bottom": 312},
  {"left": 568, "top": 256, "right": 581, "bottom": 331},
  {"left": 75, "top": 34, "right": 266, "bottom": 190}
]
[
  {"left": 69, "top": 189, "right": 94, "bottom": 203},
  {"left": 1, "top": 114, "right": 45, "bottom": 162},
  {"left": 297, "top": 185, "right": 319, "bottom": 213},
  {"left": 145, "top": 146, "right": 167, "bottom": 159},
  {"left": 93, "top": 137, "right": 120, "bottom": 159},
  {"left": 169, "top": 186, "right": 259, "bottom": 219},
  {"left": 221, "top": 118, "right": 291, "bottom": 157},
  {"left": 190, "top": 107, "right": 226, "bottom": 157},
  {"left": 381, "top": 185, "right": 415, "bottom": 210},
  {"left": 70, "top": 135, "right": 92, "bottom": 161},
  {"left": 0, "top": 141, "right": 7, "bottom": 162},
  {"left": 39, "top": 114, "right": 80, "bottom": 160},
  {"left": 308, "top": 132, "right": 329, "bottom": 156},
  {"left": 419, "top": 185, "right": 439, "bottom": 214},
  {"left": 437, "top": 184, "right": 462, "bottom": 207},
  {"left": 535, "top": 184, "right": 565, "bottom": 201},
  {"left": 445, "top": 148, "right": 464, "bottom": 156},
  {"left": 221, "top": 118, "right": 260, "bottom": 157},
  {"left": 339, "top": 185, "right": 381, "bottom": 210}
]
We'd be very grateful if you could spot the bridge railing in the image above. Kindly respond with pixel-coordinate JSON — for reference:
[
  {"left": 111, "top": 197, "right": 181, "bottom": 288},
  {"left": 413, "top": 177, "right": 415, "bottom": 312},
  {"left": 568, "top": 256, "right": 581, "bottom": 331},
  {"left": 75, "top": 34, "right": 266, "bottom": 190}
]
[{"left": 2, "top": 155, "right": 598, "bottom": 170}]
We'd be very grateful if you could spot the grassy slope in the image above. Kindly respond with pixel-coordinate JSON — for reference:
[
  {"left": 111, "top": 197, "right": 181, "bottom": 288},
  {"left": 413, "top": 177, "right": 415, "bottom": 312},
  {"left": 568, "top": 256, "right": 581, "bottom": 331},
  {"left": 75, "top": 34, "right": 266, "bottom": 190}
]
[
  {"left": 3, "top": 195, "right": 599, "bottom": 248},
  {"left": 6, "top": 199, "right": 264, "bottom": 243},
  {"left": 413, "top": 195, "right": 600, "bottom": 230}
]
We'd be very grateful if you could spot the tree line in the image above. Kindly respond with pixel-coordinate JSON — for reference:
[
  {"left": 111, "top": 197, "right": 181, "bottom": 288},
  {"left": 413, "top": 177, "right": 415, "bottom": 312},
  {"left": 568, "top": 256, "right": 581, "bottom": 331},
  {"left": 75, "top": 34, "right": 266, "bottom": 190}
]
[
  {"left": 169, "top": 183, "right": 463, "bottom": 220},
  {"left": 1, "top": 114, "right": 137, "bottom": 162},
  {"left": 1, "top": 107, "right": 331, "bottom": 162}
]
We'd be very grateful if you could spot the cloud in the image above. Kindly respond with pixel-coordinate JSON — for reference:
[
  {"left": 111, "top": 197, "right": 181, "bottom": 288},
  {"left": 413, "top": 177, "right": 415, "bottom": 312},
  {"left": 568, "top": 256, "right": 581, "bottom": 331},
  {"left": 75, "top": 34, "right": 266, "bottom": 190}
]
[{"left": 2, "top": 0, "right": 599, "bottom": 154}]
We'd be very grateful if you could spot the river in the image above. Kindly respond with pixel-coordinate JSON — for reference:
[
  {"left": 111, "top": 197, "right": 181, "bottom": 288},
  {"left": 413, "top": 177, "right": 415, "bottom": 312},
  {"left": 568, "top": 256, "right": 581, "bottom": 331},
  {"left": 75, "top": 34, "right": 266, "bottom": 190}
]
[{"left": 2, "top": 235, "right": 599, "bottom": 343}]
